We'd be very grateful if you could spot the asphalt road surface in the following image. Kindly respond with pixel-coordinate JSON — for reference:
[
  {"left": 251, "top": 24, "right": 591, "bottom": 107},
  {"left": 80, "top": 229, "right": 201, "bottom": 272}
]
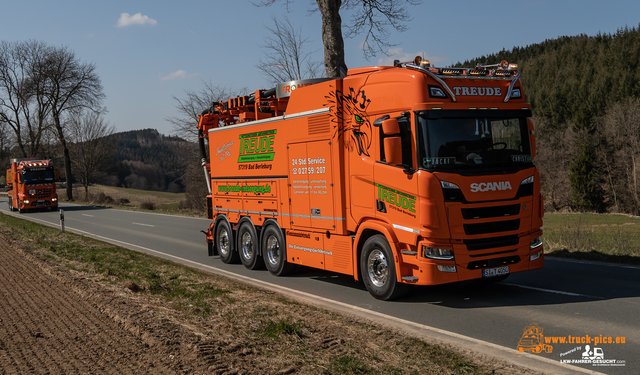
[{"left": 2, "top": 200, "right": 637, "bottom": 374}]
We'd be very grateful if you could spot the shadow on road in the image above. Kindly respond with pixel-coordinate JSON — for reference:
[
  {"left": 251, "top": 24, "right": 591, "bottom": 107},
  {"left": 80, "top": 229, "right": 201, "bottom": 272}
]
[{"left": 272, "top": 260, "right": 640, "bottom": 308}]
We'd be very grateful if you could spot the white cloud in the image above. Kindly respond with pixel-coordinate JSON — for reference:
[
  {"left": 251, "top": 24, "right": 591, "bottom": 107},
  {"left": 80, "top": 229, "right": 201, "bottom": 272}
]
[
  {"left": 159, "top": 70, "right": 197, "bottom": 81},
  {"left": 117, "top": 12, "right": 157, "bottom": 27},
  {"left": 377, "top": 48, "right": 451, "bottom": 67}
]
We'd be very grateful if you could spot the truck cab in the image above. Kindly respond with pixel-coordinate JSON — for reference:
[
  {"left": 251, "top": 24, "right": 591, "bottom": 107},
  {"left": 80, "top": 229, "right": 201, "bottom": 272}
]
[{"left": 6, "top": 159, "right": 59, "bottom": 213}]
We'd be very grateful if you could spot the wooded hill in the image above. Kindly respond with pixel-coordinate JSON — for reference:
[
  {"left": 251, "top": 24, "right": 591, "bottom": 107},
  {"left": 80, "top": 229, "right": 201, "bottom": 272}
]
[
  {"left": 102, "top": 129, "right": 195, "bottom": 193},
  {"left": 457, "top": 25, "right": 640, "bottom": 215}
]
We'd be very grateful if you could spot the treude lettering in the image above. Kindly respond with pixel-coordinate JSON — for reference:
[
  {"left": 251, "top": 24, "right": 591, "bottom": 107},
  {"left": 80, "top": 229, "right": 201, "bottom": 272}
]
[{"left": 453, "top": 86, "right": 502, "bottom": 96}]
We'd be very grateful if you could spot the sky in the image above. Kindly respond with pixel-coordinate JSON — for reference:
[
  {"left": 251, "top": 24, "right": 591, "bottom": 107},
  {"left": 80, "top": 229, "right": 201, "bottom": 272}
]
[{"left": 2, "top": 0, "right": 640, "bottom": 136}]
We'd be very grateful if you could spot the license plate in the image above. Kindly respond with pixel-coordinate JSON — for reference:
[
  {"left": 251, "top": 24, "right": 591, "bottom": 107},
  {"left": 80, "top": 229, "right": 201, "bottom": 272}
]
[{"left": 482, "top": 266, "right": 509, "bottom": 278}]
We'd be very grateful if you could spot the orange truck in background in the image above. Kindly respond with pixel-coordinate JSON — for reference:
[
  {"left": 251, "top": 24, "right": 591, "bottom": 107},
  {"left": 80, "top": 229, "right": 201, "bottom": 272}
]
[
  {"left": 196, "top": 57, "right": 544, "bottom": 300},
  {"left": 6, "top": 158, "right": 58, "bottom": 213}
]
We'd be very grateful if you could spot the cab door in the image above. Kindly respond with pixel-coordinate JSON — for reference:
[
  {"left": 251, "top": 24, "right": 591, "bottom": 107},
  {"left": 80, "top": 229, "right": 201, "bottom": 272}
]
[{"left": 373, "top": 116, "right": 420, "bottom": 240}]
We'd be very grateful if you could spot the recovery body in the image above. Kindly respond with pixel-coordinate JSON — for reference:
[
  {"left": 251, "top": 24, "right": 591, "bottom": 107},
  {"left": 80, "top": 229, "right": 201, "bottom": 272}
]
[{"left": 197, "top": 58, "right": 544, "bottom": 300}]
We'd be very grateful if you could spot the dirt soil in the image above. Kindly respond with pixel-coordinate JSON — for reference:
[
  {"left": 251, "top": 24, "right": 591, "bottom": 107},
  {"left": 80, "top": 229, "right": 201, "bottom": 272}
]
[{"left": 0, "top": 232, "right": 532, "bottom": 375}]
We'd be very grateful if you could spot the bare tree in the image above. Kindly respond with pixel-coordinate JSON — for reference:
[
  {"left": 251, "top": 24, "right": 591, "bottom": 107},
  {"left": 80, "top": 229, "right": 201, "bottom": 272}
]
[
  {"left": 257, "top": 16, "right": 324, "bottom": 85},
  {"left": 167, "top": 81, "right": 240, "bottom": 141},
  {"left": 0, "top": 40, "right": 53, "bottom": 157},
  {"left": 68, "top": 110, "right": 115, "bottom": 199},
  {"left": 41, "top": 45, "right": 105, "bottom": 201},
  {"left": 257, "top": 0, "right": 421, "bottom": 77},
  {"left": 598, "top": 98, "right": 640, "bottom": 214}
]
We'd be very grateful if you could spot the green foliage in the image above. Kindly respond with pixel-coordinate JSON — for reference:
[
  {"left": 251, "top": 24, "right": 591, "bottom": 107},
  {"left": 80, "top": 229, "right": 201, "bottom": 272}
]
[
  {"left": 569, "top": 141, "right": 605, "bottom": 212},
  {"left": 327, "top": 356, "right": 371, "bottom": 374},
  {"left": 104, "top": 129, "right": 196, "bottom": 193},
  {"left": 260, "top": 319, "right": 305, "bottom": 340},
  {"left": 456, "top": 26, "right": 640, "bottom": 128},
  {"left": 456, "top": 26, "right": 640, "bottom": 212}
]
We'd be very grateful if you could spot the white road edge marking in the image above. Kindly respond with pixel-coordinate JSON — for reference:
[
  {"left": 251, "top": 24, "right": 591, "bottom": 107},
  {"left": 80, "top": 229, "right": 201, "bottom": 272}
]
[
  {"left": 8, "top": 212, "right": 602, "bottom": 375},
  {"left": 503, "top": 283, "right": 605, "bottom": 300},
  {"left": 82, "top": 214, "right": 94, "bottom": 217},
  {"left": 132, "top": 222, "right": 155, "bottom": 227}
]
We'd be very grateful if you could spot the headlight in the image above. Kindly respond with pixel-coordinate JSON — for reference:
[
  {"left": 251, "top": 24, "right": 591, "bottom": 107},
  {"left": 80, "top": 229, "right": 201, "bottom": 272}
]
[
  {"left": 521, "top": 176, "right": 534, "bottom": 185},
  {"left": 530, "top": 236, "right": 543, "bottom": 249},
  {"left": 51, "top": 198, "right": 57, "bottom": 202},
  {"left": 423, "top": 246, "right": 454, "bottom": 260},
  {"left": 23, "top": 200, "right": 30, "bottom": 204},
  {"left": 440, "top": 181, "right": 460, "bottom": 189}
]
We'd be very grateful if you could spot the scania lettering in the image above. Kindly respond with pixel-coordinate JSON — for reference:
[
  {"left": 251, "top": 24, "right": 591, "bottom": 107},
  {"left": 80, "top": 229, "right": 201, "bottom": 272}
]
[
  {"left": 196, "top": 56, "right": 544, "bottom": 300},
  {"left": 470, "top": 181, "right": 513, "bottom": 192}
]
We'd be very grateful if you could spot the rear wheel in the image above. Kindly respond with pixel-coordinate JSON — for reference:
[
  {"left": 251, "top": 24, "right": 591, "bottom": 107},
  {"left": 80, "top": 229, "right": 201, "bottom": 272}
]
[
  {"left": 237, "top": 221, "right": 263, "bottom": 270},
  {"left": 360, "top": 235, "right": 408, "bottom": 301},
  {"left": 216, "top": 220, "right": 239, "bottom": 264},
  {"left": 262, "top": 224, "right": 294, "bottom": 276}
]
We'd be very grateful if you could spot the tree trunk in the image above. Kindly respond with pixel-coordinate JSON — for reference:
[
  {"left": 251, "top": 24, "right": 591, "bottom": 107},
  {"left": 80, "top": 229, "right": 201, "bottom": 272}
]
[
  {"left": 316, "top": 0, "right": 347, "bottom": 78},
  {"left": 63, "top": 141, "right": 73, "bottom": 201}
]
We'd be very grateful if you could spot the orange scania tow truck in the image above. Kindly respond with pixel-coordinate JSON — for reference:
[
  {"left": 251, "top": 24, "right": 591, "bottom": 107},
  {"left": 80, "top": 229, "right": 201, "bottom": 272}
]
[{"left": 196, "top": 57, "right": 544, "bottom": 300}]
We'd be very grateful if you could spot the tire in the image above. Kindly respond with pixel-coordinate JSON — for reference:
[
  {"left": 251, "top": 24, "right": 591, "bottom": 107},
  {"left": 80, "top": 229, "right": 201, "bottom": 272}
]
[
  {"left": 474, "top": 274, "right": 510, "bottom": 284},
  {"left": 8, "top": 199, "right": 13, "bottom": 212},
  {"left": 237, "top": 221, "right": 263, "bottom": 270},
  {"left": 216, "top": 220, "right": 239, "bottom": 264},
  {"left": 262, "top": 224, "right": 294, "bottom": 276},
  {"left": 360, "top": 235, "right": 408, "bottom": 301},
  {"left": 17, "top": 200, "right": 23, "bottom": 213}
]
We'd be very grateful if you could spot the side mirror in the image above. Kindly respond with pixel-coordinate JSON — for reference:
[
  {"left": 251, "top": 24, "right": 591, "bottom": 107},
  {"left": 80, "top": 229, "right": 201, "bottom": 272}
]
[
  {"left": 56, "top": 170, "right": 61, "bottom": 182},
  {"left": 382, "top": 119, "right": 402, "bottom": 166}
]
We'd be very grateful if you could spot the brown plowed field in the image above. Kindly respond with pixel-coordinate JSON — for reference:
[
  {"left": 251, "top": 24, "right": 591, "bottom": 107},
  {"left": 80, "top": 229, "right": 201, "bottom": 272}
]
[
  {"left": 0, "top": 237, "right": 182, "bottom": 374},
  {"left": 0, "top": 228, "right": 531, "bottom": 375}
]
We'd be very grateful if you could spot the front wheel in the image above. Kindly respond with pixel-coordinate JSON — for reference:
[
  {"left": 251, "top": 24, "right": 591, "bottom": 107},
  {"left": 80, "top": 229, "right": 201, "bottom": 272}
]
[
  {"left": 360, "top": 235, "right": 408, "bottom": 300},
  {"left": 216, "top": 220, "right": 239, "bottom": 264},
  {"left": 237, "top": 221, "right": 263, "bottom": 270},
  {"left": 262, "top": 224, "right": 294, "bottom": 276}
]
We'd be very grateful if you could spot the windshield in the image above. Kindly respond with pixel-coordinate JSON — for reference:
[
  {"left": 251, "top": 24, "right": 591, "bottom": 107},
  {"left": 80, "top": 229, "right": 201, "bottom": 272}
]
[
  {"left": 417, "top": 111, "right": 533, "bottom": 171},
  {"left": 22, "top": 169, "right": 55, "bottom": 184}
]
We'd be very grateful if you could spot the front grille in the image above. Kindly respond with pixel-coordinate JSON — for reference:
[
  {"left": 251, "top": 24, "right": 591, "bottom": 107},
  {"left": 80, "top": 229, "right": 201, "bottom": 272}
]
[
  {"left": 461, "top": 204, "right": 520, "bottom": 219},
  {"left": 464, "top": 219, "right": 520, "bottom": 235},
  {"left": 33, "top": 188, "right": 52, "bottom": 199},
  {"left": 467, "top": 255, "right": 520, "bottom": 270},
  {"left": 464, "top": 234, "right": 519, "bottom": 251}
]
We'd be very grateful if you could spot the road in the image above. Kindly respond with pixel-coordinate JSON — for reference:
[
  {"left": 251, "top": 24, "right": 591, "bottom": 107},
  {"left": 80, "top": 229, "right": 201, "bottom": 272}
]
[{"left": 2, "top": 200, "right": 637, "bottom": 374}]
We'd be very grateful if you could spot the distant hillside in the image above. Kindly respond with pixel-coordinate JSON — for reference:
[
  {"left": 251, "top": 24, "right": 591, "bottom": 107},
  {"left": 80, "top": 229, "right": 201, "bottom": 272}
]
[
  {"left": 103, "top": 129, "right": 197, "bottom": 193},
  {"left": 455, "top": 25, "right": 640, "bottom": 214},
  {"left": 456, "top": 25, "right": 640, "bottom": 127}
]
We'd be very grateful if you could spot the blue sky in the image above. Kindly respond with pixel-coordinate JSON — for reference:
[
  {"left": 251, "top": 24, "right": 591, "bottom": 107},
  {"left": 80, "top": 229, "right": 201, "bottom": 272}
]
[{"left": 2, "top": 0, "right": 639, "bottom": 136}]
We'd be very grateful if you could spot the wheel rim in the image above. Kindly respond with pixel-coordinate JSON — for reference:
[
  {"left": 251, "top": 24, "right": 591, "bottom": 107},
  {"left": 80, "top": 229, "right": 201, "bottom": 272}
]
[
  {"left": 265, "top": 235, "right": 280, "bottom": 266},
  {"left": 218, "top": 227, "right": 230, "bottom": 257},
  {"left": 241, "top": 231, "right": 254, "bottom": 260},
  {"left": 367, "top": 249, "right": 388, "bottom": 288}
]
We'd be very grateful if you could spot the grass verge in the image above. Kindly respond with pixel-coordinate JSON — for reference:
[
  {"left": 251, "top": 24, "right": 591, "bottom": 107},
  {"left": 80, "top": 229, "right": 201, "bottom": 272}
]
[
  {"left": 0, "top": 212, "right": 502, "bottom": 374},
  {"left": 543, "top": 213, "right": 640, "bottom": 265}
]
